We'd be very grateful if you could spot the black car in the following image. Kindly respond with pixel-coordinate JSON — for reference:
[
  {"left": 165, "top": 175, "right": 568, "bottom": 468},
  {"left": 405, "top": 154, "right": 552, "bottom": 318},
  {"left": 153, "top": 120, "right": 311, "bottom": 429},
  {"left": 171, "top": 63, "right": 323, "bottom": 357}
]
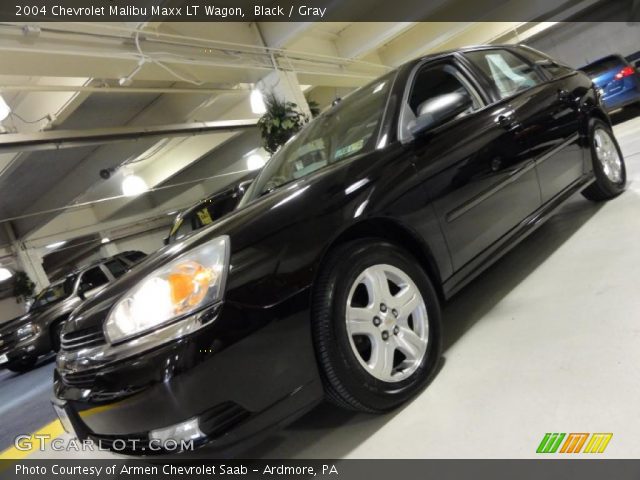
[
  {"left": 54, "top": 45, "right": 625, "bottom": 455},
  {"left": 165, "top": 173, "right": 257, "bottom": 245},
  {"left": 0, "top": 251, "right": 146, "bottom": 372}
]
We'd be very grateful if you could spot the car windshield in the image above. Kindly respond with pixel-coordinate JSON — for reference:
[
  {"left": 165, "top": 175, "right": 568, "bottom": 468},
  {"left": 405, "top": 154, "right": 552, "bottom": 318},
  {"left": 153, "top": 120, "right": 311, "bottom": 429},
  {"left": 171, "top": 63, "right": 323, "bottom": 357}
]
[
  {"left": 245, "top": 72, "right": 395, "bottom": 202},
  {"left": 30, "top": 275, "right": 77, "bottom": 311}
]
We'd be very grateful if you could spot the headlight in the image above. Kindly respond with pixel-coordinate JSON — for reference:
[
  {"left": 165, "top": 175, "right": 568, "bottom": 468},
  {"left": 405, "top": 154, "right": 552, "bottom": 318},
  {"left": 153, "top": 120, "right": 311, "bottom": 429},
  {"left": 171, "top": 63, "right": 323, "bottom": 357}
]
[
  {"left": 104, "top": 236, "right": 230, "bottom": 344},
  {"left": 17, "top": 323, "right": 38, "bottom": 339}
]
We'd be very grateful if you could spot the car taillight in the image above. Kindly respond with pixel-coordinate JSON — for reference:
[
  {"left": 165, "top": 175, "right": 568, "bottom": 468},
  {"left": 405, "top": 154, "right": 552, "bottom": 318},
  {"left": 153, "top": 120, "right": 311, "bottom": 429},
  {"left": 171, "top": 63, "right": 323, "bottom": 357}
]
[{"left": 614, "top": 66, "right": 635, "bottom": 80}]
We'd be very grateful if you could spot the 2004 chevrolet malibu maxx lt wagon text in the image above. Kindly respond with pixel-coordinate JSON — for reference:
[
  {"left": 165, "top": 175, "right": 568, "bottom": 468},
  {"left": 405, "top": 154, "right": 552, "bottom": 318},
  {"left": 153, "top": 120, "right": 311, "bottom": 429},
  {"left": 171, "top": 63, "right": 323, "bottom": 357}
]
[{"left": 53, "top": 45, "right": 626, "bottom": 455}]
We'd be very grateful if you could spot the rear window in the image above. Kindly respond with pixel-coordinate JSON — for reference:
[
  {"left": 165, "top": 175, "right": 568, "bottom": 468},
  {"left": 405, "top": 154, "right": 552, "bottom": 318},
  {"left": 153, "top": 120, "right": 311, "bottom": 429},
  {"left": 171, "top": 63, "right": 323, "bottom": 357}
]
[
  {"left": 122, "top": 251, "right": 146, "bottom": 264},
  {"left": 581, "top": 57, "right": 625, "bottom": 76}
]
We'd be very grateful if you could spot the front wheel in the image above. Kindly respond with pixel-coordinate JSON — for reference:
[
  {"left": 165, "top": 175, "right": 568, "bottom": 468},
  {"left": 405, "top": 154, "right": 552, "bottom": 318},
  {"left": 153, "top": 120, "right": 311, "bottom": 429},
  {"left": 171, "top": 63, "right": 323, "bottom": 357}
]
[
  {"left": 312, "top": 240, "right": 442, "bottom": 413},
  {"left": 7, "top": 356, "right": 38, "bottom": 373},
  {"left": 582, "top": 119, "right": 626, "bottom": 201}
]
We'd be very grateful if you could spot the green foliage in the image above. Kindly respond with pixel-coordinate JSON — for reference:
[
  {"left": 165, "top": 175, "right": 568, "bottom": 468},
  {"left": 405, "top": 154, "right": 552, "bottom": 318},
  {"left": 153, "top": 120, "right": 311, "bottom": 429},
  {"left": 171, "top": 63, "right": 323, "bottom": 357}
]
[
  {"left": 257, "top": 93, "right": 309, "bottom": 154},
  {"left": 13, "top": 270, "right": 35, "bottom": 304}
]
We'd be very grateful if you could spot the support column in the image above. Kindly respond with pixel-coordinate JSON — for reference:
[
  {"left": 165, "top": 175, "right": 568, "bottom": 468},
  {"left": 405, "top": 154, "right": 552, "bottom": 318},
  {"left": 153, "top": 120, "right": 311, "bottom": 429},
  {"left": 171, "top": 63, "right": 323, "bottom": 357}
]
[
  {"left": 258, "top": 69, "right": 311, "bottom": 118},
  {"left": 3, "top": 222, "right": 49, "bottom": 292}
]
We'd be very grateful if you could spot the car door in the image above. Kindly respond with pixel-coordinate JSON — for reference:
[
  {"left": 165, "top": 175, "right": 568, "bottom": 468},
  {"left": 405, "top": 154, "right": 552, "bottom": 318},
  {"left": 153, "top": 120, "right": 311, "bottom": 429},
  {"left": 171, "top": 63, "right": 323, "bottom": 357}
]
[
  {"left": 403, "top": 56, "right": 542, "bottom": 272},
  {"left": 464, "top": 47, "right": 584, "bottom": 203}
]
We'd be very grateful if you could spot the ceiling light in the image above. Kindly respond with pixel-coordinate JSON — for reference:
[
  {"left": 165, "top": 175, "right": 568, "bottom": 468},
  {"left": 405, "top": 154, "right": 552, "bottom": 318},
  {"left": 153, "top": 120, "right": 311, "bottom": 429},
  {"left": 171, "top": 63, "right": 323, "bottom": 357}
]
[
  {"left": 101, "top": 238, "right": 110, "bottom": 244},
  {"left": 46, "top": 240, "right": 66, "bottom": 250},
  {"left": 122, "top": 175, "right": 148, "bottom": 197},
  {"left": 0, "top": 267, "right": 12, "bottom": 282},
  {"left": 246, "top": 154, "right": 266, "bottom": 171},
  {"left": 250, "top": 89, "right": 266, "bottom": 114},
  {"left": 0, "top": 95, "right": 11, "bottom": 121}
]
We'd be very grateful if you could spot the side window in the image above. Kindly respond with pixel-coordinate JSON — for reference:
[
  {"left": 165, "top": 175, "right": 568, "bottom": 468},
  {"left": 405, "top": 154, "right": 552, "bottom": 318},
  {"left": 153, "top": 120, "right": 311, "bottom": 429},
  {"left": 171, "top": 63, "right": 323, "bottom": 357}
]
[
  {"left": 79, "top": 267, "right": 109, "bottom": 292},
  {"left": 465, "top": 49, "right": 544, "bottom": 100},
  {"left": 400, "top": 63, "right": 482, "bottom": 140},
  {"left": 104, "top": 259, "right": 128, "bottom": 278},
  {"left": 519, "top": 46, "right": 574, "bottom": 79},
  {"left": 122, "top": 251, "right": 146, "bottom": 264}
]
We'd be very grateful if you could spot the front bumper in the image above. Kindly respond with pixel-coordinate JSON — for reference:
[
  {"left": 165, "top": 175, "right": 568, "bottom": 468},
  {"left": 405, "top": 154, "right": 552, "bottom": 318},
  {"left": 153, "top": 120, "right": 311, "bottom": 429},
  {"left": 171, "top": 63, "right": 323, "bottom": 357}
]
[
  {"left": 0, "top": 328, "right": 50, "bottom": 365},
  {"left": 53, "top": 291, "right": 323, "bottom": 455}
]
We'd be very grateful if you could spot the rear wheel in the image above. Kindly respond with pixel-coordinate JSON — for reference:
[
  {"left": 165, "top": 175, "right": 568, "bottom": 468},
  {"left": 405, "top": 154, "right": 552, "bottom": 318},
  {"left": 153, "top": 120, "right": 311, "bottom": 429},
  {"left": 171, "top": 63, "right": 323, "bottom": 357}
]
[
  {"left": 312, "top": 240, "right": 442, "bottom": 413},
  {"left": 582, "top": 119, "right": 626, "bottom": 201}
]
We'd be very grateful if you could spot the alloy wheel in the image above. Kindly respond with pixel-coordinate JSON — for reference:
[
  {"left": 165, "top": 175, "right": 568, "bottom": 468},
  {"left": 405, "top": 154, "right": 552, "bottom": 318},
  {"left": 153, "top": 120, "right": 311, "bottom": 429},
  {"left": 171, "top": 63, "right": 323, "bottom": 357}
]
[
  {"left": 593, "top": 128, "right": 623, "bottom": 184},
  {"left": 345, "top": 264, "right": 429, "bottom": 383}
]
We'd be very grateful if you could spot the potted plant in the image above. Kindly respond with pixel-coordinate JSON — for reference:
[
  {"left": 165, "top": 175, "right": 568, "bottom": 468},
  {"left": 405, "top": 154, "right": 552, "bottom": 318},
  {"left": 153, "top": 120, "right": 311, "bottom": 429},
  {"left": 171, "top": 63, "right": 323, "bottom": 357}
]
[
  {"left": 257, "top": 93, "right": 310, "bottom": 154},
  {"left": 13, "top": 270, "right": 35, "bottom": 304}
]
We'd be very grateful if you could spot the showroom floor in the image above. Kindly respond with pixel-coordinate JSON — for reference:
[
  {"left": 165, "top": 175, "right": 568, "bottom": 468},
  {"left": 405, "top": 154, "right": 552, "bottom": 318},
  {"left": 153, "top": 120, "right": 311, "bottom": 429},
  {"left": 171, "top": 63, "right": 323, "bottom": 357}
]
[{"left": 5, "top": 115, "right": 640, "bottom": 460}]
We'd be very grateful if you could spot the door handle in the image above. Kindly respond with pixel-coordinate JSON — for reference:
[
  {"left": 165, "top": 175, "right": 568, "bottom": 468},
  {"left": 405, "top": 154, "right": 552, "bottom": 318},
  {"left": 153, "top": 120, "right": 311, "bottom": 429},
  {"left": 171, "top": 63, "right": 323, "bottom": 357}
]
[{"left": 496, "top": 113, "right": 521, "bottom": 132}]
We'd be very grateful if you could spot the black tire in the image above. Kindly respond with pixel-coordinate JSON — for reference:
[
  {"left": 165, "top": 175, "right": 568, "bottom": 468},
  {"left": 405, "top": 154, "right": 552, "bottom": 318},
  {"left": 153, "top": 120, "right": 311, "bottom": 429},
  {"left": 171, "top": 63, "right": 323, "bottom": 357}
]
[
  {"left": 7, "top": 356, "right": 38, "bottom": 373},
  {"left": 312, "top": 239, "right": 442, "bottom": 413},
  {"left": 582, "top": 119, "right": 626, "bottom": 201}
]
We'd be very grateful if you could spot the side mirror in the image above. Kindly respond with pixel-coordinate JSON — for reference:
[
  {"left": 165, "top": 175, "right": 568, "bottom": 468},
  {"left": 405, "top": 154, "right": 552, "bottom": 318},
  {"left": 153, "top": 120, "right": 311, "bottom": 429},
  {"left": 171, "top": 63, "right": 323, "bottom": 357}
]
[{"left": 410, "top": 92, "right": 473, "bottom": 137}]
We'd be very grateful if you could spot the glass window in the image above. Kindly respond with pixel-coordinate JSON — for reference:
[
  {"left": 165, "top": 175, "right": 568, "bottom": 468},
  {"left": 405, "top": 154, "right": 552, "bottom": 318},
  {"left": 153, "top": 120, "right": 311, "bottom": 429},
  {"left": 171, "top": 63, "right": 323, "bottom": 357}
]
[
  {"left": 30, "top": 275, "right": 77, "bottom": 311},
  {"left": 400, "top": 63, "right": 482, "bottom": 140},
  {"left": 519, "top": 46, "right": 574, "bottom": 79},
  {"left": 122, "top": 251, "right": 146, "bottom": 264},
  {"left": 245, "top": 72, "right": 395, "bottom": 201},
  {"left": 465, "top": 49, "right": 543, "bottom": 99},
  {"left": 79, "top": 267, "right": 109, "bottom": 293},
  {"left": 104, "top": 259, "right": 128, "bottom": 278}
]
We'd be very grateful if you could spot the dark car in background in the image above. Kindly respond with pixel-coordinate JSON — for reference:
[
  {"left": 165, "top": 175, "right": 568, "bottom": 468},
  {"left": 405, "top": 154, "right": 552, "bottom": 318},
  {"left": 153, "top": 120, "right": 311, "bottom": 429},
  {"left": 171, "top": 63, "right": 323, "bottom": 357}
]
[
  {"left": 54, "top": 45, "right": 625, "bottom": 455},
  {"left": 165, "top": 173, "right": 257, "bottom": 245},
  {"left": 580, "top": 54, "right": 640, "bottom": 112},
  {"left": 0, "top": 250, "right": 146, "bottom": 372}
]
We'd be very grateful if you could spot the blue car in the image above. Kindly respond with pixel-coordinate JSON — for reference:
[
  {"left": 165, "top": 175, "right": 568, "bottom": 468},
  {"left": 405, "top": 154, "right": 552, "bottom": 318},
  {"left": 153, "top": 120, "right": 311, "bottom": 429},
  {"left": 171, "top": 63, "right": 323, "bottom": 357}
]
[{"left": 580, "top": 54, "right": 640, "bottom": 112}]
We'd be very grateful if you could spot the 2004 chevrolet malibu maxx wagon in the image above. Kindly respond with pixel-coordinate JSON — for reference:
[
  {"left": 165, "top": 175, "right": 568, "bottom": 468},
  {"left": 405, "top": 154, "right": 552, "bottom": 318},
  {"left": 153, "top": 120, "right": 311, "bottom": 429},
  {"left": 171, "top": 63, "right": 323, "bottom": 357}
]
[{"left": 53, "top": 45, "right": 626, "bottom": 455}]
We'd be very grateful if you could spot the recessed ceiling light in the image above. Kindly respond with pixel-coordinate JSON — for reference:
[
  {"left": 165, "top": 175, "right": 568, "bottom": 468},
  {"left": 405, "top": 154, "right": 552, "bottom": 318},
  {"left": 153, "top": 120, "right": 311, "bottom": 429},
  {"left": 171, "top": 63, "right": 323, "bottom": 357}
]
[
  {"left": 0, "top": 267, "right": 12, "bottom": 281},
  {"left": 122, "top": 175, "right": 149, "bottom": 196},
  {"left": 46, "top": 240, "right": 66, "bottom": 250}
]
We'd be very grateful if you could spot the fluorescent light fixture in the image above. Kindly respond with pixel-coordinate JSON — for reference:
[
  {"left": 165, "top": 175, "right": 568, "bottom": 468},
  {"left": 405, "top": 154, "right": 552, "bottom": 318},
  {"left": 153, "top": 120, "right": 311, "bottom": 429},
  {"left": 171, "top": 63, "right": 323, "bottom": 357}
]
[
  {"left": 46, "top": 240, "right": 66, "bottom": 250},
  {"left": 122, "top": 175, "right": 148, "bottom": 196},
  {"left": 0, "top": 267, "right": 12, "bottom": 282},
  {"left": 0, "top": 95, "right": 10, "bottom": 121},
  {"left": 250, "top": 88, "right": 266, "bottom": 114},
  {"left": 101, "top": 238, "right": 110, "bottom": 244}
]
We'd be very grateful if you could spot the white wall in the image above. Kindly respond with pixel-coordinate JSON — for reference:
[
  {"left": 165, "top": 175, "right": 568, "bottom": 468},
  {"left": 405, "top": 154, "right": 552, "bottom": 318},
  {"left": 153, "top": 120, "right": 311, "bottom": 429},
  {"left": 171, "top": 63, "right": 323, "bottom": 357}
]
[{"left": 0, "top": 297, "right": 27, "bottom": 324}]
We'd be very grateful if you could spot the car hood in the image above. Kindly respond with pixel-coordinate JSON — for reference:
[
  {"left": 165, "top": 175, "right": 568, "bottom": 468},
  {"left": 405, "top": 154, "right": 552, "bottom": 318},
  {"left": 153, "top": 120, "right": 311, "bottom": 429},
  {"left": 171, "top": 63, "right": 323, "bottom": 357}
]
[{"left": 0, "top": 296, "right": 81, "bottom": 335}]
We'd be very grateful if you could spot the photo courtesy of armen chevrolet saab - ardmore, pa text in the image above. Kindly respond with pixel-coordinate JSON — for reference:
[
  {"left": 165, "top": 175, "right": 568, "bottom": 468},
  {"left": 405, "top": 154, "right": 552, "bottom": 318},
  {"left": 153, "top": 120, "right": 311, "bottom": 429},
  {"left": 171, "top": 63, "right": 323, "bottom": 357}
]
[{"left": 0, "top": 0, "right": 639, "bottom": 479}]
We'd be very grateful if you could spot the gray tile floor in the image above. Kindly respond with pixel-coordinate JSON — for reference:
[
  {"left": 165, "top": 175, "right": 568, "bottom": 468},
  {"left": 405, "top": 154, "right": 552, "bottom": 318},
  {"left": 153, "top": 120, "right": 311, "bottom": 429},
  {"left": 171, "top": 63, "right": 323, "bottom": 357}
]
[{"left": 24, "top": 115, "right": 640, "bottom": 459}]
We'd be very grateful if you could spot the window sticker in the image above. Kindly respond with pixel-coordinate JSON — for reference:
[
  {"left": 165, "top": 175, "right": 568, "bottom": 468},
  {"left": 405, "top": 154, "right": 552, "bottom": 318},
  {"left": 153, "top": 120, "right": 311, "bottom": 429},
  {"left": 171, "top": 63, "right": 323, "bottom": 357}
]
[
  {"left": 335, "top": 139, "right": 364, "bottom": 160},
  {"left": 196, "top": 208, "right": 214, "bottom": 225}
]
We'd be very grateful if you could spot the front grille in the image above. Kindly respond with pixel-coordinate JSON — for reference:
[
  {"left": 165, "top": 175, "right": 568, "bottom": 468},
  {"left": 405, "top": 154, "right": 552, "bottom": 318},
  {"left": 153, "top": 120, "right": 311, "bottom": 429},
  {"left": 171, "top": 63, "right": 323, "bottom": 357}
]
[
  {"left": 61, "top": 326, "right": 106, "bottom": 352},
  {"left": 0, "top": 331, "right": 18, "bottom": 354},
  {"left": 61, "top": 369, "right": 98, "bottom": 389}
]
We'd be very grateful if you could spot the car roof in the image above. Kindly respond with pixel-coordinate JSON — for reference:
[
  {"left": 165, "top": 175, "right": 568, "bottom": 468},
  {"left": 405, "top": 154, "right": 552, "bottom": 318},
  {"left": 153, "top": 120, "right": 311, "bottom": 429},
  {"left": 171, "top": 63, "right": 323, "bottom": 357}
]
[{"left": 62, "top": 250, "right": 144, "bottom": 277}]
